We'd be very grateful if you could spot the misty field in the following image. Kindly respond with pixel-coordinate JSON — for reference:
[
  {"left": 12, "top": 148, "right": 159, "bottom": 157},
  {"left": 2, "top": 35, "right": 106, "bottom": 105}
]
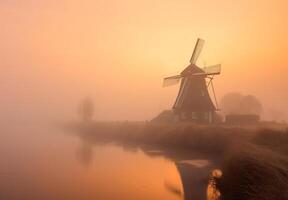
[{"left": 64, "top": 121, "right": 288, "bottom": 200}]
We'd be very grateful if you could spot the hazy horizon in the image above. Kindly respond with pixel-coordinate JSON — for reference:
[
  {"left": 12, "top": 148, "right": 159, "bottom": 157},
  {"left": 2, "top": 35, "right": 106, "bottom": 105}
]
[{"left": 1, "top": 0, "right": 287, "bottom": 122}]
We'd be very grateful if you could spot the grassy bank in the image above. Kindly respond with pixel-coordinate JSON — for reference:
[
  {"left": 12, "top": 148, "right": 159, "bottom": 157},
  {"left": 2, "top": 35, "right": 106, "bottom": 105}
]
[
  {"left": 64, "top": 121, "right": 288, "bottom": 199},
  {"left": 218, "top": 128, "right": 288, "bottom": 200},
  {"left": 65, "top": 122, "right": 255, "bottom": 154}
]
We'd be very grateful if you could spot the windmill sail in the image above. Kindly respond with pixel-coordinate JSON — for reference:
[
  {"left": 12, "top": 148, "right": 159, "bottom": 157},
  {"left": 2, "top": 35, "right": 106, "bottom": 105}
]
[
  {"left": 162, "top": 38, "right": 221, "bottom": 123},
  {"left": 203, "top": 64, "right": 221, "bottom": 75},
  {"left": 191, "top": 64, "right": 221, "bottom": 76},
  {"left": 163, "top": 75, "right": 182, "bottom": 87},
  {"left": 190, "top": 38, "right": 205, "bottom": 64}
]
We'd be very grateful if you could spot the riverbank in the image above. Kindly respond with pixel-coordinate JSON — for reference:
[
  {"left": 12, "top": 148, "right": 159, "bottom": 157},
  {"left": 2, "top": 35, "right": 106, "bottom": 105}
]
[
  {"left": 218, "top": 128, "right": 288, "bottom": 200},
  {"left": 63, "top": 121, "right": 288, "bottom": 199}
]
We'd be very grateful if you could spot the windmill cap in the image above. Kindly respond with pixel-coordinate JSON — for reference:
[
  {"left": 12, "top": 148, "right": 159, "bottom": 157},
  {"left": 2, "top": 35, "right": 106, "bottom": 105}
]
[{"left": 180, "top": 64, "right": 205, "bottom": 76}]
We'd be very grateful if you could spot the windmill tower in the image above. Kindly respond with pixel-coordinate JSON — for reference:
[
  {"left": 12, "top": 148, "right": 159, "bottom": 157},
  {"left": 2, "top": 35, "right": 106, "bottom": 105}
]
[{"left": 163, "top": 38, "right": 221, "bottom": 123}]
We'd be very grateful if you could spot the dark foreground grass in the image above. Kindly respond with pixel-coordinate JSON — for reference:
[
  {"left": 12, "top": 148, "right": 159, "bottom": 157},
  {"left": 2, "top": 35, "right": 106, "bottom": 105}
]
[
  {"left": 253, "top": 128, "right": 288, "bottom": 155},
  {"left": 219, "top": 128, "right": 288, "bottom": 200},
  {"left": 218, "top": 146, "right": 288, "bottom": 200},
  {"left": 64, "top": 121, "right": 288, "bottom": 200}
]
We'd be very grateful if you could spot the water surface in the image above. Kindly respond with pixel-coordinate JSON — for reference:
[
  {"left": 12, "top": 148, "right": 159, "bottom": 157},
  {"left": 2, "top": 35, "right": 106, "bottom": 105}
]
[{"left": 0, "top": 124, "right": 219, "bottom": 200}]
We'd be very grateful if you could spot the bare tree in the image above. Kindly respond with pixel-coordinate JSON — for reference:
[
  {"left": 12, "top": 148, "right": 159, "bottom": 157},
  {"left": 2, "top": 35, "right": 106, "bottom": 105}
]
[{"left": 78, "top": 97, "right": 94, "bottom": 122}]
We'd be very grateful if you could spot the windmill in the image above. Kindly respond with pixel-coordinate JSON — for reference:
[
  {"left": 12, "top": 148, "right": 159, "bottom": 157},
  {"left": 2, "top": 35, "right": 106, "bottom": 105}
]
[{"left": 163, "top": 38, "right": 221, "bottom": 123}]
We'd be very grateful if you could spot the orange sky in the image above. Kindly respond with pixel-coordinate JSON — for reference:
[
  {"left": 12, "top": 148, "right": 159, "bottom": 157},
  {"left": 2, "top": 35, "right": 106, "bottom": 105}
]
[{"left": 0, "top": 0, "right": 287, "bottom": 121}]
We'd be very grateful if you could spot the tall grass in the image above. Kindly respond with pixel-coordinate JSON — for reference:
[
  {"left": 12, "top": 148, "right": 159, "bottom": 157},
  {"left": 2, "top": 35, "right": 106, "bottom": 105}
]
[
  {"left": 252, "top": 128, "right": 288, "bottom": 155},
  {"left": 218, "top": 146, "right": 288, "bottom": 200},
  {"left": 218, "top": 128, "right": 288, "bottom": 200},
  {"left": 66, "top": 122, "right": 254, "bottom": 154},
  {"left": 64, "top": 121, "right": 288, "bottom": 199}
]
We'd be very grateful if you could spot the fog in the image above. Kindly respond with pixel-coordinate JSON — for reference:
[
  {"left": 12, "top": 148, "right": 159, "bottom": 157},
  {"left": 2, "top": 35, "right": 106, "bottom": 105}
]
[
  {"left": 0, "top": 0, "right": 287, "bottom": 124},
  {"left": 1, "top": 2, "right": 288, "bottom": 200}
]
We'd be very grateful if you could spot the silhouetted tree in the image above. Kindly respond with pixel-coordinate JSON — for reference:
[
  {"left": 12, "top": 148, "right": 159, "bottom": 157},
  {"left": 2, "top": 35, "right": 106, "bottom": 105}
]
[
  {"left": 220, "top": 93, "right": 243, "bottom": 114},
  {"left": 220, "top": 93, "right": 262, "bottom": 115},
  {"left": 240, "top": 95, "right": 262, "bottom": 115},
  {"left": 78, "top": 97, "right": 94, "bottom": 122}
]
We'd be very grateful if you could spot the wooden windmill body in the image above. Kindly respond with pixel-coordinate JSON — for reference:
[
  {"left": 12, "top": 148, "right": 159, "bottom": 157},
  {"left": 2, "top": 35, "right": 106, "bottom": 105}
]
[{"left": 163, "top": 38, "right": 221, "bottom": 123}]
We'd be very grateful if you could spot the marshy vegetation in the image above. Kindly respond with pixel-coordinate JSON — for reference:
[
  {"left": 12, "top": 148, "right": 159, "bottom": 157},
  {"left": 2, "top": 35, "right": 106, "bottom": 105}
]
[
  {"left": 219, "top": 128, "right": 288, "bottom": 200},
  {"left": 65, "top": 121, "right": 288, "bottom": 199}
]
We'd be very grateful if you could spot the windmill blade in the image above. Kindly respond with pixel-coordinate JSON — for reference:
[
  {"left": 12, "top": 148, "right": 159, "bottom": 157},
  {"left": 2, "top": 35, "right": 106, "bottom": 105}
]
[
  {"left": 191, "top": 64, "right": 221, "bottom": 76},
  {"left": 190, "top": 38, "right": 205, "bottom": 64},
  {"left": 162, "top": 75, "right": 182, "bottom": 87},
  {"left": 203, "top": 64, "right": 221, "bottom": 75}
]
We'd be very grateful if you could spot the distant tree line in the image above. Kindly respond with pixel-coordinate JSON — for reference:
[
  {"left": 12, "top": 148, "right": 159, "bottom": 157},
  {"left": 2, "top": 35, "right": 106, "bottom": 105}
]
[{"left": 220, "top": 93, "right": 263, "bottom": 115}]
